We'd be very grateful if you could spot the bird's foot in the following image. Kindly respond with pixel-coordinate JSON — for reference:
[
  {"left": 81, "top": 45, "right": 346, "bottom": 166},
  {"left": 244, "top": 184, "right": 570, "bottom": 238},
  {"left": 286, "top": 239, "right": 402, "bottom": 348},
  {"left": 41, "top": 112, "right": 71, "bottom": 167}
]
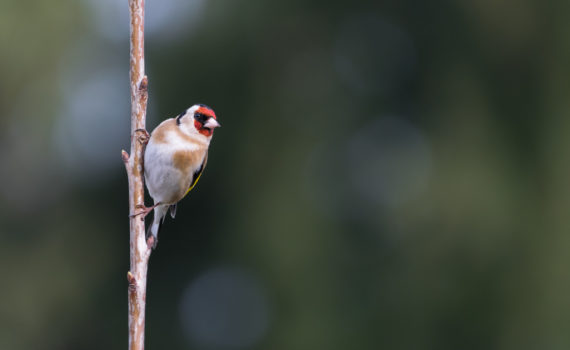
[{"left": 130, "top": 202, "right": 161, "bottom": 219}]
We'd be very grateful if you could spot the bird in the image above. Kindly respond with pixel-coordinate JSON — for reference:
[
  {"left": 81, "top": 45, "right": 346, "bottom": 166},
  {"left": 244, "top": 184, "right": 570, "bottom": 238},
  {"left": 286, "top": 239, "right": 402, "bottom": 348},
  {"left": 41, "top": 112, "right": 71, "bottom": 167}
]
[{"left": 139, "top": 104, "right": 220, "bottom": 247}]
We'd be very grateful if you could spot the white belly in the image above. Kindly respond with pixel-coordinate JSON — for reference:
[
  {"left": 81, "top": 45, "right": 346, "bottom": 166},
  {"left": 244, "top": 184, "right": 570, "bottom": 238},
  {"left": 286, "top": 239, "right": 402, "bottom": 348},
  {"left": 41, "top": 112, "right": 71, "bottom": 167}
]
[{"left": 144, "top": 145, "right": 179, "bottom": 204}]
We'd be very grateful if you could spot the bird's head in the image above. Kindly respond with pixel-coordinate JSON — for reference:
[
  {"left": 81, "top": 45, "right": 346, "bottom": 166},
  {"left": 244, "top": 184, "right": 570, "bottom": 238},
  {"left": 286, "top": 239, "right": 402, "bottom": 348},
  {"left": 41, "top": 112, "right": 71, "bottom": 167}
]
[{"left": 176, "top": 104, "right": 220, "bottom": 138}]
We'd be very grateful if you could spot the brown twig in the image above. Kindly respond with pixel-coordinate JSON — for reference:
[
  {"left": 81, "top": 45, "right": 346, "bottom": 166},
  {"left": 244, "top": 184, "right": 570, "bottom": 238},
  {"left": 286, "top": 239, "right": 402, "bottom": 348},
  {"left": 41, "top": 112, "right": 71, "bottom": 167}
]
[{"left": 122, "top": 0, "right": 151, "bottom": 349}]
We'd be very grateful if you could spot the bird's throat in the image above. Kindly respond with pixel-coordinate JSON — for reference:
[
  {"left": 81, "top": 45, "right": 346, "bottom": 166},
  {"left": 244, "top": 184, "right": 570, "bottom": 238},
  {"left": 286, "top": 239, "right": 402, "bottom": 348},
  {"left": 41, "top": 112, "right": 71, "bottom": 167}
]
[{"left": 194, "top": 120, "right": 212, "bottom": 137}]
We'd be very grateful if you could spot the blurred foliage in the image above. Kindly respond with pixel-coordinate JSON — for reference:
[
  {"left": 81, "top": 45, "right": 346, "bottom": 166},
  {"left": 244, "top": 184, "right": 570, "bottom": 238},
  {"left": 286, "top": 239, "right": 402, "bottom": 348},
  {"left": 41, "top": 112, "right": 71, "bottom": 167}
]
[{"left": 1, "top": 0, "right": 570, "bottom": 349}]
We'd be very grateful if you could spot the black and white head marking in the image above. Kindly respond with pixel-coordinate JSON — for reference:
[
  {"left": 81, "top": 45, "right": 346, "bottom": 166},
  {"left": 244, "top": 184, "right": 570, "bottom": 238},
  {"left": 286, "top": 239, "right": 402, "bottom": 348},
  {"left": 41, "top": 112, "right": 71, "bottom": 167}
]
[{"left": 175, "top": 110, "right": 187, "bottom": 126}]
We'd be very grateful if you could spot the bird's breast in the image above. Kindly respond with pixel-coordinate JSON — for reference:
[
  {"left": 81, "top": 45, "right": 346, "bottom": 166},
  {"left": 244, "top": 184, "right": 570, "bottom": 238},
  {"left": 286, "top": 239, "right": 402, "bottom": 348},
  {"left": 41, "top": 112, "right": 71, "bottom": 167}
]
[
  {"left": 172, "top": 149, "right": 206, "bottom": 178},
  {"left": 172, "top": 149, "right": 202, "bottom": 169}
]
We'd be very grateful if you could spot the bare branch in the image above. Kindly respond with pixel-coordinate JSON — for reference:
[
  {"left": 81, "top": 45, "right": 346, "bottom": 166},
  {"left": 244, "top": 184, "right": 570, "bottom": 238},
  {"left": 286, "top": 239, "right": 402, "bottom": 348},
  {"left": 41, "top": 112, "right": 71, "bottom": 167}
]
[{"left": 125, "top": 1, "right": 151, "bottom": 349}]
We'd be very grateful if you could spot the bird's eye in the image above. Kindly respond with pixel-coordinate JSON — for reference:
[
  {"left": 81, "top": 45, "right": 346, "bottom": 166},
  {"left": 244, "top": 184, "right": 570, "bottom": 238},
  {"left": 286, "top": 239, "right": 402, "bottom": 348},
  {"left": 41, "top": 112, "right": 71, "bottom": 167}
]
[{"left": 195, "top": 113, "right": 208, "bottom": 123}]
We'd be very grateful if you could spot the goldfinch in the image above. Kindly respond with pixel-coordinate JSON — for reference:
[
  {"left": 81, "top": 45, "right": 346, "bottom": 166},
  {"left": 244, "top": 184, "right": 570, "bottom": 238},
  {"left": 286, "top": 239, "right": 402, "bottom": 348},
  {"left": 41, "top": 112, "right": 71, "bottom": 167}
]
[{"left": 142, "top": 104, "right": 220, "bottom": 246}]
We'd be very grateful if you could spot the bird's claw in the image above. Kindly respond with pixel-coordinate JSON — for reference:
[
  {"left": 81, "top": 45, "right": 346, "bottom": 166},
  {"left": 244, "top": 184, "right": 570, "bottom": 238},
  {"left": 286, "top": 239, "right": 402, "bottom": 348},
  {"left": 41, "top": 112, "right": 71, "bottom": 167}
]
[{"left": 130, "top": 204, "right": 153, "bottom": 219}]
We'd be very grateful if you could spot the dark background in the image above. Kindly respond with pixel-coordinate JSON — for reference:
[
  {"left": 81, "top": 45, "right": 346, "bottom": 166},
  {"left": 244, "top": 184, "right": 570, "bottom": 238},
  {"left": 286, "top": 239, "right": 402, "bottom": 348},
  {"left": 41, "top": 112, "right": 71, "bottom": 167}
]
[{"left": 1, "top": 0, "right": 569, "bottom": 349}]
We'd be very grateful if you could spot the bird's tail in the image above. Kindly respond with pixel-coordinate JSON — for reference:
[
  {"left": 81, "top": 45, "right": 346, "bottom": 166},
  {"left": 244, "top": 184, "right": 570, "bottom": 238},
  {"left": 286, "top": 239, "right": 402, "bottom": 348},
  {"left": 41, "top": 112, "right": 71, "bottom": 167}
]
[{"left": 147, "top": 204, "right": 168, "bottom": 242}]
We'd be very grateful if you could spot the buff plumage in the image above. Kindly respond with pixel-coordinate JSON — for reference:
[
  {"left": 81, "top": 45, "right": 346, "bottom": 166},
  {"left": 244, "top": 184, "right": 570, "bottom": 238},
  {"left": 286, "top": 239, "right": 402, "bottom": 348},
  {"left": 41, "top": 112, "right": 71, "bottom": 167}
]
[{"left": 143, "top": 104, "right": 220, "bottom": 245}]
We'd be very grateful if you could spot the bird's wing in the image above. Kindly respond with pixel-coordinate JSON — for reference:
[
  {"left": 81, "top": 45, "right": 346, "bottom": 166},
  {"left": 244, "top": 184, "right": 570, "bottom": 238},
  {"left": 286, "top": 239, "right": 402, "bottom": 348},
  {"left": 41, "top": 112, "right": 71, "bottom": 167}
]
[{"left": 183, "top": 151, "right": 208, "bottom": 198}]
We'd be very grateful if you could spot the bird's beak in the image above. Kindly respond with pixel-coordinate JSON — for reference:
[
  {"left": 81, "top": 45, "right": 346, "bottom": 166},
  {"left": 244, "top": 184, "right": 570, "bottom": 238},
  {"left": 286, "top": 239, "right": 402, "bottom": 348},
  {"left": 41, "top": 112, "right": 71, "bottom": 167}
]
[{"left": 205, "top": 118, "right": 221, "bottom": 129}]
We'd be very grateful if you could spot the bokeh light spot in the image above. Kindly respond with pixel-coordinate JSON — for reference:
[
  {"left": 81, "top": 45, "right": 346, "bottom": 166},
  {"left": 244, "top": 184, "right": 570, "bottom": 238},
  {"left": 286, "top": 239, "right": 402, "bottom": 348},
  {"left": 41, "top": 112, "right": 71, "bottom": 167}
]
[
  {"left": 82, "top": 0, "right": 206, "bottom": 42},
  {"left": 347, "top": 117, "right": 432, "bottom": 208},
  {"left": 54, "top": 67, "right": 129, "bottom": 182}
]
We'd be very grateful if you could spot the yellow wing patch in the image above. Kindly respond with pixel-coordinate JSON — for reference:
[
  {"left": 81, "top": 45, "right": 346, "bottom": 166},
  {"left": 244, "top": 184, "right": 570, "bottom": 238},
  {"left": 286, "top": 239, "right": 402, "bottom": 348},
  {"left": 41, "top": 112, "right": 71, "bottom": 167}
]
[{"left": 183, "top": 152, "right": 208, "bottom": 198}]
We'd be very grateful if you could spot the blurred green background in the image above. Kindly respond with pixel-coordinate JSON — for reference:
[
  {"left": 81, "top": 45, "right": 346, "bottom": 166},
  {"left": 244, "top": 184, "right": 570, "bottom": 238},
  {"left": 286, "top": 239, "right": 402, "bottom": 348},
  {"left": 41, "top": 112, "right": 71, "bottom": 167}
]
[{"left": 1, "top": 0, "right": 570, "bottom": 349}]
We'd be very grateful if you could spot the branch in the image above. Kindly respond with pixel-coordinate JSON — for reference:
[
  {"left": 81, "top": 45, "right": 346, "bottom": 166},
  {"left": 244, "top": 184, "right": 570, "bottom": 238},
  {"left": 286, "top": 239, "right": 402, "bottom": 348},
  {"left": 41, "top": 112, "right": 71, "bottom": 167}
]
[{"left": 123, "top": 0, "right": 151, "bottom": 349}]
